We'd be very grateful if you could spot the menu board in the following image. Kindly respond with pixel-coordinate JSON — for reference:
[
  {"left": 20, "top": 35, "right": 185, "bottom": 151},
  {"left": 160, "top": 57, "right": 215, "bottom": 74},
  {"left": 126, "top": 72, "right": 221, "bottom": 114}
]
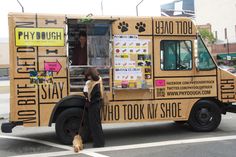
[{"left": 113, "top": 35, "right": 152, "bottom": 89}]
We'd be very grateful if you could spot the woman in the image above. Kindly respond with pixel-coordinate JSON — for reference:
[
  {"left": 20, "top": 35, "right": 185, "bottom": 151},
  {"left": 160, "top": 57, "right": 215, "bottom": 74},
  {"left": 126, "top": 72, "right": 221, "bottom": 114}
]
[
  {"left": 72, "top": 31, "right": 87, "bottom": 65},
  {"left": 84, "top": 67, "right": 105, "bottom": 147}
]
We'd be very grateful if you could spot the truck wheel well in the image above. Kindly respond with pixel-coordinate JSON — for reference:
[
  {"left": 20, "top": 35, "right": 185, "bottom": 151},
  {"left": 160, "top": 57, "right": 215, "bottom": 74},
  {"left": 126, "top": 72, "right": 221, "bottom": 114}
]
[
  {"left": 195, "top": 98, "right": 226, "bottom": 114},
  {"left": 49, "top": 95, "right": 86, "bottom": 126}
]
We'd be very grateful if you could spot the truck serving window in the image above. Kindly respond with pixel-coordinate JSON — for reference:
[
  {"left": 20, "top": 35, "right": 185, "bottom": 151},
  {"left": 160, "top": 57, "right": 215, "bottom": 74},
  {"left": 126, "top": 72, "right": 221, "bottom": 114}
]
[
  {"left": 68, "top": 19, "right": 111, "bottom": 92},
  {"left": 160, "top": 40, "right": 192, "bottom": 70},
  {"left": 197, "top": 37, "right": 216, "bottom": 70}
]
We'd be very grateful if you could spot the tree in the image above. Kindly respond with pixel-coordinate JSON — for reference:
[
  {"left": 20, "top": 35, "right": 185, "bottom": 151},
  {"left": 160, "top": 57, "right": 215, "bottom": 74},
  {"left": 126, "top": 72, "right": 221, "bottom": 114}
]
[{"left": 199, "top": 28, "right": 216, "bottom": 44}]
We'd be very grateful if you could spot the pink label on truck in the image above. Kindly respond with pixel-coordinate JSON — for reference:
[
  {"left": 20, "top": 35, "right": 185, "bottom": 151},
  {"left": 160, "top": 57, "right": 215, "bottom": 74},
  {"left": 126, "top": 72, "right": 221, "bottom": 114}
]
[
  {"left": 44, "top": 60, "right": 62, "bottom": 73},
  {"left": 155, "top": 80, "right": 165, "bottom": 87}
]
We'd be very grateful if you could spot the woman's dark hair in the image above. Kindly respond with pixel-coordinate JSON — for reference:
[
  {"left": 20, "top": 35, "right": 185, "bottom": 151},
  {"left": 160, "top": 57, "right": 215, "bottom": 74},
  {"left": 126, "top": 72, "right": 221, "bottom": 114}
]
[
  {"left": 85, "top": 67, "right": 100, "bottom": 81},
  {"left": 79, "top": 31, "right": 87, "bottom": 38}
]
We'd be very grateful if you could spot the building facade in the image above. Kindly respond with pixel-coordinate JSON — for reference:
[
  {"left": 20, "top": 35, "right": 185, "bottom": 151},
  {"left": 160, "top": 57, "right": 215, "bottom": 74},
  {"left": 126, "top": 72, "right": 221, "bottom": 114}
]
[
  {"left": 161, "top": 0, "right": 195, "bottom": 18},
  {"left": 0, "top": 38, "right": 9, "bottom": 79},
  {"left": 195, "top": 0, "right": 236, "bottom": 43}
]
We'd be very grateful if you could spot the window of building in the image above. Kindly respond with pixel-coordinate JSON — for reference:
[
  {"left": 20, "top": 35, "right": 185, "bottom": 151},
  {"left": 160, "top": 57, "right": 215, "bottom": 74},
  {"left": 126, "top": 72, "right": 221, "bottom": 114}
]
[
  {"left": 0, "top": 67, "right": 9, "bottom": 80},
  {"left": 160, "top": 40, "right": 192, "bottom": 70}
]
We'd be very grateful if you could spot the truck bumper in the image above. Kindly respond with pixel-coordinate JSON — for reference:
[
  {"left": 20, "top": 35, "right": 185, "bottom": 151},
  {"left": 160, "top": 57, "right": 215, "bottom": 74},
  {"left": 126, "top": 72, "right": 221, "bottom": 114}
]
[
  {"left": 1, "top": 121, "right": 23, "bottom": 133},
  {"left": 226, "top": 103, "right": 236, "bottom": 113}
]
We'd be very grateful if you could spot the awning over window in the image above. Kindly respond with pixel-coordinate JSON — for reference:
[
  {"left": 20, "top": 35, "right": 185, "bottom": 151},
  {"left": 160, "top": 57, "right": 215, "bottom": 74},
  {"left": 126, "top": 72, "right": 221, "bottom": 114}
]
[{"left": 217, "top": 53, "right": 236, "bottom": 60}]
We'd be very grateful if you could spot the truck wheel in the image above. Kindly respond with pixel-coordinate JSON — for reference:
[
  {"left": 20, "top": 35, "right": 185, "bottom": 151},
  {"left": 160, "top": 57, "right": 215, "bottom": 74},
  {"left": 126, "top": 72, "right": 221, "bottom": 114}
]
[
  {"left": 188, "top": 100, "right": 221, "bottom": 132},
  {"left": 55, "top": 108, "right": 88, "bottom": 145}
]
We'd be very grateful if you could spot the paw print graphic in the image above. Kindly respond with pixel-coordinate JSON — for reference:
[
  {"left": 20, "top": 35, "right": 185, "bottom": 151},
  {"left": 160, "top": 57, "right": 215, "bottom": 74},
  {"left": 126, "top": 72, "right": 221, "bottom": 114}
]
[
  {"left": 135, "top": 22, "right": 146, "bottom": 33},
  {"left": 118, "top": 21, "right": 129, "bottom": 33}
]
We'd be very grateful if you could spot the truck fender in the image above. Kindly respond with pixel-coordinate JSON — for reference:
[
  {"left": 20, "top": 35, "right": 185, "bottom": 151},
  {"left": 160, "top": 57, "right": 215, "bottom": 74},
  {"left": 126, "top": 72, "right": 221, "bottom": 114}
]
[{"left": 48, "top": 95, "right": 86, "bottom": 126}]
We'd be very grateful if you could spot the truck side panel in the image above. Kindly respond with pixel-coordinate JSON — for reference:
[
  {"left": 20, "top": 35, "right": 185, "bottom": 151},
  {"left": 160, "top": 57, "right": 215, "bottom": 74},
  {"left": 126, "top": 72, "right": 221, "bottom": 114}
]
[
  {"left": 101, "top": 99, "right": 197, "bottom": 123},
  {"left": 9, "top": 13, "right": 39, "bottom": 126},
  {"left": 9, "top": 13, "right": 68, "bottom": 126},
  {"left": 218, "top": 69, "right": 236, "bottom": 103}
]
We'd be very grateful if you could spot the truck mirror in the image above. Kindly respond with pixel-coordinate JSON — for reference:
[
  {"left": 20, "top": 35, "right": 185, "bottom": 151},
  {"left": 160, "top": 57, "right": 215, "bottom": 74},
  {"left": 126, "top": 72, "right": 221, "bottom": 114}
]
[{"left": 195, "top": 57, "right": 199, "bottom": 71}]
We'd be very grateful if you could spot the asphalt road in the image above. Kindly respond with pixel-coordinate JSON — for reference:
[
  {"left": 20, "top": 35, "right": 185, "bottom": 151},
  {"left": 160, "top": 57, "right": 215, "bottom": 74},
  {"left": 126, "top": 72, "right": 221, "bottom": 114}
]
[{"left": 1, "top": 113, "right": 236, "bottom": 157}]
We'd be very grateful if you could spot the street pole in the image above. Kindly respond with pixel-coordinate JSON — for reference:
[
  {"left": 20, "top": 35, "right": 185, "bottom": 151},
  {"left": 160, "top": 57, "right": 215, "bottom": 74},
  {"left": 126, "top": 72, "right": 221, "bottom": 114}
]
[
  {"left": 17, "top": 0, "right": 24, "bottom": 13},
  {"left": 136, "top": 0, "right": 144, "bottom": 16},
  {"left": 227, "top": 38, "right": 230, "bottom": 55},
  {"left": 101, "top": 0, "right": 104, "bottom": 16},
  {"left": 225, "top": 28, "right": 230, "bottom": 65},
  {"left": 227, "top": 38, "right": 230, "bottom": 65}
]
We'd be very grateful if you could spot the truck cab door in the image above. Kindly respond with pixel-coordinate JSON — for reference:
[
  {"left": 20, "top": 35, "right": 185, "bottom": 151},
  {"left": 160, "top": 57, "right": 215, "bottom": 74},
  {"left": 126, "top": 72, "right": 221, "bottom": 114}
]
[{"left": 153, "top": 18, "right": 217, "bottom": 101}]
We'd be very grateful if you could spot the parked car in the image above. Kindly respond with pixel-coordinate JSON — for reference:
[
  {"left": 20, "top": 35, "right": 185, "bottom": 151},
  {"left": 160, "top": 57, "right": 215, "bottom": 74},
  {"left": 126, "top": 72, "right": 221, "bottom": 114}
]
[{"left": 219, "top": 65, "right": 236, "bottom": 74}]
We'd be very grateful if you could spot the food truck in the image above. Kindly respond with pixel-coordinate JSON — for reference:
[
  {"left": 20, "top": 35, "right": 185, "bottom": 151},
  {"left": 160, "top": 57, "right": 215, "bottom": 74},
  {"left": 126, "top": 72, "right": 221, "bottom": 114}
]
[{"left": 1, "top": 13, "right": 236, "bottom": 144}]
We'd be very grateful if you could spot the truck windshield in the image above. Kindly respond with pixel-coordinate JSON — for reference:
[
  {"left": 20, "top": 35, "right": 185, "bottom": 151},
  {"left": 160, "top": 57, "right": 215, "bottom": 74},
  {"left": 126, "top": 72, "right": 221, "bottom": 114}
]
[{"left": 197, "top": 37, "right": 216, "bottom": 70}]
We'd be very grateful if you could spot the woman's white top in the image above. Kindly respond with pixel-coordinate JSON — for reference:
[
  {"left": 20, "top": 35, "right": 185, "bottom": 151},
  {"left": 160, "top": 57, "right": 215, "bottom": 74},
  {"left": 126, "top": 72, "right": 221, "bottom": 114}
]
[{"left": 83, "top": 80, "right": 91, "bottom": 93}]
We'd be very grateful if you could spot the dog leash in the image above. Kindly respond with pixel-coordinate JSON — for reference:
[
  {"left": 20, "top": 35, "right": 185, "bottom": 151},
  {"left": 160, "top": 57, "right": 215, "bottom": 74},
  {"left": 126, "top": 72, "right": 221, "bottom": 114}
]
[{"left": 78, "top": 101, "right": 87, "bottom": 135}]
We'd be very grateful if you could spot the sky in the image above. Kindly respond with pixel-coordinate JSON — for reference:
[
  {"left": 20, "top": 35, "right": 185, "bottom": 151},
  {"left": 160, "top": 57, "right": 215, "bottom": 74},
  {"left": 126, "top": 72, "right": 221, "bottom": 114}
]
[
  {"left": 1, "top": 0, "right": 236, "bottom": 42},
  {"left": 195, "top": 0, "right": 236, "bottom": 42},
  {"left": 0, "top": 0, "right": 174, "bottom": 39}
]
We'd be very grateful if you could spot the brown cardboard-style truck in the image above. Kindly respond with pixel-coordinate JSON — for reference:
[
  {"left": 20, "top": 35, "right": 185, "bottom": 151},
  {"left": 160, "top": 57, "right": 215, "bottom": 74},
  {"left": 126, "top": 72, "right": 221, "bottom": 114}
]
[{"left": 1, "top": 12, "right": 236, "bottom": 144}]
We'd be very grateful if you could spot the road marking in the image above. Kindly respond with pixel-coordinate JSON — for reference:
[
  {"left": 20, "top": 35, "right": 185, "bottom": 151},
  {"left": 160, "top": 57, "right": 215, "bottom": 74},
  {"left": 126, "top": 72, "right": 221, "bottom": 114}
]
[
  {"left": 10, "top": 151, "right": 74, "bottom": 157},
  {"left": 0, "top": 135, "right": 72, "bottom": 150},
  {"left": 87, "top": 135, "right": 236, "bottom": 153},
  {"left": 82, "top": 150, "right": 110, "bottom": 157},
  {"left": 0, "top": 135, "right": 107, "bottom": 157},
  {"left": 3, "top": 135, "right": 236, "bottom": 157},
  {"left": 10, "top": 150, "right": 109, "bottom": 157}
]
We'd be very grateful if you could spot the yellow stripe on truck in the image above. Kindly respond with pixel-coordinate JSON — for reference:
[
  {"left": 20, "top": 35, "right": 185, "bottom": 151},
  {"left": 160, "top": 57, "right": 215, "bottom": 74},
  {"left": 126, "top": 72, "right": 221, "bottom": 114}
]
[{"left": 15, "top": 28, "right": 64, "bottom": 46}]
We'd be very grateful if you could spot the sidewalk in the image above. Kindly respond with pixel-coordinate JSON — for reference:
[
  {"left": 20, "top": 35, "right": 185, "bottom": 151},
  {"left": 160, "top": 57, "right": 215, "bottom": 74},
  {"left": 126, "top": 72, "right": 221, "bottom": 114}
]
[
  {"left": 0, "top": 80, "right": 10, "bottom": 119},
  {"left": 0, "top": 80, "right": 9, "bottom": 93},
  {"left": 0, "top": 93, "right": 9, "bottom": 119}
]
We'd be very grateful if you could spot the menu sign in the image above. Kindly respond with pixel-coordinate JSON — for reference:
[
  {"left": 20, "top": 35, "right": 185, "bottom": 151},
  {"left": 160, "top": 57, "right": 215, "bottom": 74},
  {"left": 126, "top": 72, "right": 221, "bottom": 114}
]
[{"left": 113, "top": 35, "right": 152, "bottom": 89}]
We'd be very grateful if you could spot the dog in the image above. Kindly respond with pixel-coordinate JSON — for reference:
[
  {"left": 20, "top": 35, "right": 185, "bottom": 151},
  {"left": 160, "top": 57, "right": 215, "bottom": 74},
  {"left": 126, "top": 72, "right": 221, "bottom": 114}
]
[{"left": 73, "top": 134, "right": 83, "bottom": 153}]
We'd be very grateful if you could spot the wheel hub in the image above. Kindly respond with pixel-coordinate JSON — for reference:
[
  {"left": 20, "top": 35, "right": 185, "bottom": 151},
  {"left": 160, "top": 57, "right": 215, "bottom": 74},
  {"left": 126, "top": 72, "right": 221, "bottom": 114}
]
[
  {"left": 197, "top": 108, "right": 212, "bottom": 124},
  {"left": 64, "top": 117, "right": 80, "bottom": 135}
]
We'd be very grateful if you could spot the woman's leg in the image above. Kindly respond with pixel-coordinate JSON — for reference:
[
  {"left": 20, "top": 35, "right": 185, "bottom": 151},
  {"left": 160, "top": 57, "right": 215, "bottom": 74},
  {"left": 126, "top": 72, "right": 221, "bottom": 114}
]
[
  {"left": 80, "top": 108, "right": 92, "bottom": 143},
  {"left": 88, "top": 103, "right": 105, "bottom": 147}
]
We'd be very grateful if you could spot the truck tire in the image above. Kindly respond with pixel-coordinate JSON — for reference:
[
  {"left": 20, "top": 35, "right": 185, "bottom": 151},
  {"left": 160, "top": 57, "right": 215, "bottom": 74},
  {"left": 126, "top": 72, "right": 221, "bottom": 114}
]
[
  {"left": 188, "top": 100, "right": 221, "bottom": 132},
  {"left": 55, "top": 108, "right": 89, "bottom": 145}
]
